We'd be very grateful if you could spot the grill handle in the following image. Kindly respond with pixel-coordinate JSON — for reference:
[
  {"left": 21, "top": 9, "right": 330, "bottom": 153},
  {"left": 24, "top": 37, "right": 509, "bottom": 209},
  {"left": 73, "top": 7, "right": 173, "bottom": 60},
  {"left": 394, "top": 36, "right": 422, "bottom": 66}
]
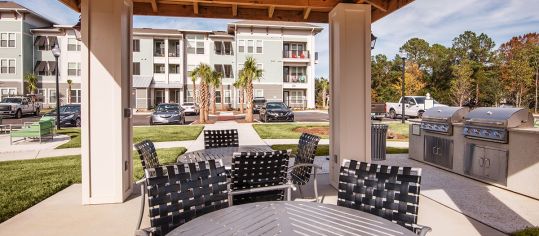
[
  {"left": 467, "top": 119, "right": 504, "bottom": 126},
  {"left": 479, "top": 158, "right": 484, "bottom": 167}
]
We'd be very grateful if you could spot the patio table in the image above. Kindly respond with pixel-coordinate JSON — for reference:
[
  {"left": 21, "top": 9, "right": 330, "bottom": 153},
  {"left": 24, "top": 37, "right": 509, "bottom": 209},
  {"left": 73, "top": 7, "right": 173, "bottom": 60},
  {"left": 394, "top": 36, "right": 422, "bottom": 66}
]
[
  {"left": 167, "top": 201, "right": 416, "bottom": 236},
  {"left": 176, "top": 145, "right": 274, "bottom": 168}
]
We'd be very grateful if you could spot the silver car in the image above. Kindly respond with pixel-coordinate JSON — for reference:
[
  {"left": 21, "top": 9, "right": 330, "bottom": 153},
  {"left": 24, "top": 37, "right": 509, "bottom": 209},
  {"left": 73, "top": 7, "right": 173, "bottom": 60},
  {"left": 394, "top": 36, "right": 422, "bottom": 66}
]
[
  {"left": 150, "top": 103, "right": 186, "bottom": 125},
  {"left": 181, "top": 102, "right": 200, "bottom": 115}
]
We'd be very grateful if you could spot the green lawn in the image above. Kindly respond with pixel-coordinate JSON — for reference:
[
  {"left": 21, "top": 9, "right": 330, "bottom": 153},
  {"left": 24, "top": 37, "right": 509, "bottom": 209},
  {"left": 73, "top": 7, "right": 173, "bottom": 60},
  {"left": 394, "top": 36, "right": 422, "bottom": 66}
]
[
  {"left": 0, "top": 147, "right": 186, "bottom": 223},
  {"left": 56, "top": 125, "right": 204, "bottom": 149},
  {"left": 271, "top": 144, "right": 408, "bottom": 155},
  {"left": 253, "top": 123, "right": 329, "bottom": 139},
  {"left": 386, "top": 123, "right": 409, "bottom": 141},
  {"left": 511, "top": 227, "right": 539, "bottom": 236}
]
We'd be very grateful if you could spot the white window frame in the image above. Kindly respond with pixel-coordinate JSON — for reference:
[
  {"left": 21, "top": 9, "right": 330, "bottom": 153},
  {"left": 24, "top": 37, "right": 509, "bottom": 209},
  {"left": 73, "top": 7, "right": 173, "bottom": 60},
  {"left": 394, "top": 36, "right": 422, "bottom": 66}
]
[
  {"left": 254, "top": 89, "right": 264, "bottom": 98},
  {"left": 0, "top": 33, "right": 16, "bottom": 48},
  {"left": 133, "top": 39, "right": 140, "bottom": 52},
  {"left": 187, "top": 34, "right": 205, "bottom": 55},
  {"left": 0, "top": 88, "right": 17, "bottom": 99},
  {"left": 224, "top": 90, "right": 231, "bottom": 104},
  {"left": 290, "top": 90, "right": 305, "bottom": 104},
  {"left": 70, "top": 89, "right": 81, "bottom": 104},
  {"left": 187, "top": 90, "right": 195, "bottom": 103},
  {"left": 169, "top": 64, "right": 181, "bottom": 74},
  {"left": 154, "top": 63, "right": 165, "bottom": 74},
  {"left": 67, "top": 62, "right": 81, "bottom": 76},
  {"left": 0, "top": 58, "right": 16, "bottom": 74},
  {"left": 238, "top": 40, "right": 245, "bottom": 53},
  {"left": 256, "top": 40, "right": 263, "bottom": 54},
  {"left": 247, "top": 40, "right": 254, "bottom": 53},
  {"left": 48, "top": 89, "right": 57, "bottom": 104},
  {"left": 215, "top": 90, "right": 222, "bottom": 104},
  {"left": 67, "top": 38, "right": 81, "bottom": 51}
]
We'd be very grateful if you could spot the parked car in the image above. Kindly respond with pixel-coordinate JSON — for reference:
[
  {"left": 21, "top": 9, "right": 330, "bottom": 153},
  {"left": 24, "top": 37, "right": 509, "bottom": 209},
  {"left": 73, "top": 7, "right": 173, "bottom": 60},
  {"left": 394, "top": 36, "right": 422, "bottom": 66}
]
[
  {"left": 259, "top": 102, "right": 294, "bottom": 122},
  {"left": 371, "top": 102, "right": 386, "bottom": 120},
  {"left": 386, "top": 96, "right": 446, "bottom": 119},
  {"left": 252, "top": 97, "right": 267, "bottom": 114},
  {"left": 181, "top": 102, "right": 199, "bottom": 115},
  {"left": 150, "top": 103, "right": 186, "bottom": 125},
  {"left": 0, "top": 96, "right": 42, "bottom": 119},
  {"left": 43, "top": 104, "right": 81, "bottom": 127}
]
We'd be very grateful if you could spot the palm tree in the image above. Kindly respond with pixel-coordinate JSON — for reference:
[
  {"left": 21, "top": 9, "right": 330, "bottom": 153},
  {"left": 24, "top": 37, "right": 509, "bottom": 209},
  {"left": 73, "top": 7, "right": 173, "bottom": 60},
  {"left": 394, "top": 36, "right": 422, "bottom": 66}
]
[
  {"left": 320, "top": 79, "right": 329, "bottom": 109},
  {"left": 24, "top": 73, "right": 38, "bottom": 95},
  {"left": 67, "top": 79, "right": 73, "bottom": 103},
  {"left": 209, "top": 70, "right": 223, "bottom": 114},
  {"left": 240, "top": 57, "right": 263, "bottom": 122},
  {"left": 233, "top": 74, "right": 246, "bottom": 113},
  {"left": 188, "top": 69, "right": 199, "bottom": 105},
  {"left": 190, "top": 63, "right": 213, "bottom": 123}
]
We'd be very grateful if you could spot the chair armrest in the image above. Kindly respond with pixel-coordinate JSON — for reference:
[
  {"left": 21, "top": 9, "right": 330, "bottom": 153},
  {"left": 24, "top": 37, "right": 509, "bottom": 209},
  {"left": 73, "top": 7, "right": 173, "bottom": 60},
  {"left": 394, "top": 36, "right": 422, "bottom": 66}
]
[
  {"left": 135, "top": 178, "right": 146, "bottom": 185},
  {"left": 416, "top": 224, "right": 432, "bottom": 236},
  {"left": 229, "top": 183, "right": 296, "bottom": 196},
  {"left": 135, "top": 227, "right": 157, "bottom": 236},
  {"left": 287, "top": 163, "right": 322, "bottom": 174}
]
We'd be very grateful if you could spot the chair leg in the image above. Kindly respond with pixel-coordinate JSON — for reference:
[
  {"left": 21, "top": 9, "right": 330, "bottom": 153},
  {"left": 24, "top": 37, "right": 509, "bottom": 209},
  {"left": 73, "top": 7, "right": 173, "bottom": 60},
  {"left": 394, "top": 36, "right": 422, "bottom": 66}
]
[
  {"left": 136, "top": 182, "right": 146, "bottom": 230},
  {"left": 313, "top": 168, "right": 319, "bottom": 203},
  {"left": 287, "top": 187, "right": 292, "bottom": 201}
]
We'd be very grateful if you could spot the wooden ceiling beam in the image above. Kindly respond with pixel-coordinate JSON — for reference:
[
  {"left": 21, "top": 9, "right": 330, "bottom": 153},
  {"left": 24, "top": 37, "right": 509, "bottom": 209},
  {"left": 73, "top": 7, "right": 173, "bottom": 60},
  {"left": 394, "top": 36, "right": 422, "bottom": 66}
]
[
  {"left": 156, "top": 0, "right": 335, "bottom": 10},
  {"left": 193, "top": 0, "right": 199, "bottom": 14},
  {"left": 268, "top": 5, "right": 275, "bottom": 18},
  {"left": 372, "top": 0, "right": 413, "bottom": 22},
  {"left": 150, "top": 0, "right": 158, "bottom": 12},
  {"left": 133, "top": 3, "right": 329, "bottom": 23},
  {"left": 231, "top": 4, "right": 237, "bottom": 16},
  {"left": 303, "top": 7, "right": 312, "bottom": 20},
  {"left": 58, "top": 0, "right": 80, "bottom": 12}
]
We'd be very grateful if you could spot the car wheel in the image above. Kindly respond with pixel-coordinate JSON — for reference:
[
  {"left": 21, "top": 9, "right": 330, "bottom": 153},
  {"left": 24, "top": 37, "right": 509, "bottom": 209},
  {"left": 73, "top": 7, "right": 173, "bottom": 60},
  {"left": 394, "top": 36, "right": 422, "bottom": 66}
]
[
  {"left": 181, "top": 116, "right": 185, "bottom": 125},
  {"left": 149, "top": 119, "right": 153, "bottom": 126},
  {"left": 389, "top": 109, "right": 396, "bottom": 119},
  {"left": 34, "top": 108, "right": 40, "bottom": 116},
  {"left": 75, "top": 118, "right": 81, "bottom": 127},
  {"left": 15, "top": 109, "right": 22, "bottom": 119}
]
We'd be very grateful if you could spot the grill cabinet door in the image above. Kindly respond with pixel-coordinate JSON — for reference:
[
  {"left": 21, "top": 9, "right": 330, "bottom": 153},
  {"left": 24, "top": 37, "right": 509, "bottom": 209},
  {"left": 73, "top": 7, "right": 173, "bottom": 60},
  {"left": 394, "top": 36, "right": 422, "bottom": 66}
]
[
  {"left": 424, "top": 135, "right": 453, "bottom": 169},
  {"left": 483, "top": 148, "right": 508, "bottom": 185},
  {"left": 468, "top": 145, "right": 485, "bottom": 178}
]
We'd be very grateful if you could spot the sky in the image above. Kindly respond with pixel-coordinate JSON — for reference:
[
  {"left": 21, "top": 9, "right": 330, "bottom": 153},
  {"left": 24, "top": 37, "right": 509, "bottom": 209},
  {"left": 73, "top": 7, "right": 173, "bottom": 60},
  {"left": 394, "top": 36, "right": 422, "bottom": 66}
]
[{"left": 13, "top": 0, "right": 539, "bottom": 79}]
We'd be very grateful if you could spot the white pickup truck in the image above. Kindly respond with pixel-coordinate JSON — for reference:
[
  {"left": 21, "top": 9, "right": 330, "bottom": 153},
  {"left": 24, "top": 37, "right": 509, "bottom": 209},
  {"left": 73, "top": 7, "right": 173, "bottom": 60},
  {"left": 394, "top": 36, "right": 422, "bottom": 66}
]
[
  {"left": 386, "top": 96, "right": 446, "bottom": 119},
  {"left": 0, "top": 96, "right": 42, "bottom": 119}
]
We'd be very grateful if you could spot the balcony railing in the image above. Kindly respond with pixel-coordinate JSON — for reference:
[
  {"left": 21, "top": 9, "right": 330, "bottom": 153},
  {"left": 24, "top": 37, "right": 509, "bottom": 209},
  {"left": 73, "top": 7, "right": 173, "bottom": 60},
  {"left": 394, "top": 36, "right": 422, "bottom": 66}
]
[
  {"left": 283, "top": 50, "right": 310, "bottom": 59},
  {"left": 284, "top": 75, "right": 307, "bottom": 83}
]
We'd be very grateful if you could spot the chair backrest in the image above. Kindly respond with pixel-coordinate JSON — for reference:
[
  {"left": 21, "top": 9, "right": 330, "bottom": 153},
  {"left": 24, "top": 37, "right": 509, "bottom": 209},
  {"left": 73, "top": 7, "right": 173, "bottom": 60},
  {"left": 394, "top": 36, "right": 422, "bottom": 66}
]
[
  {"left": 291, "top": 133, "right": 321, "bottom": 185},
  {"left": 144, "top": 160, "right": 228, "bottom": 235},
  {"left": 134, "top": 140, "right": 160, "bottom": 169},
  {"left": 231, "top": 150, "right": 290, "bottom": 205},
  {"left": 204, "top": 129, "right": 239, "bottom": 149},
  {"left": 337, "top": 160, "right": 422, "bottom": 232}
]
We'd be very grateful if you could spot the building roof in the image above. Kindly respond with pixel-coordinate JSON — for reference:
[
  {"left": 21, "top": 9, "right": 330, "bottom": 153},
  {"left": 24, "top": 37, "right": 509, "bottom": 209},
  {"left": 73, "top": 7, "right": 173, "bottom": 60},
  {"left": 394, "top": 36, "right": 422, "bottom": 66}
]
[
  {"left": 227, "top": 20, "right": 323, "bottom": 34},
  {"left": 0, "top": 1, "right": 56, "bottom": 25},
  {"left": 133, "top": 28, "right": 183, "bottom": 36},
  {"left": 58, "top": 0, "right": 414, "bottom": 24},
  {"left": 133, "top": 76, "right": 153, "bottom": 88}
]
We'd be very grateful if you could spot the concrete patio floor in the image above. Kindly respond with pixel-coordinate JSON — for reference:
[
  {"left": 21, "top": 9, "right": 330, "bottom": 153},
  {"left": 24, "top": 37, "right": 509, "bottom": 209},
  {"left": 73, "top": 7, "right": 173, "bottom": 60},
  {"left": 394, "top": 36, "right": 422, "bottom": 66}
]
[{"left": 1, "top": 155, "right": 521, "bottom": 236}]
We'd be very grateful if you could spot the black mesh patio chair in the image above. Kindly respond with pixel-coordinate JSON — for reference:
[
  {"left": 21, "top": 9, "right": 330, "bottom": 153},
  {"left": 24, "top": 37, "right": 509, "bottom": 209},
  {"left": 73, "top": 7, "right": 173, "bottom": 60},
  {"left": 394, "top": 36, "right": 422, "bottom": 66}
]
[
  {"left": 204, "top": 129, "right": 239, "bottom": 149},
  {"left": 337, "top": 160, "right": 432, "bottom": 236},
  {"left": 229, "top": 150, "right": 294, "bottom": 206},
  {"left": 134, "top": 140, "right": 160, "bottom": 231},
  {"left": 136, "top": 160, "right": 228, "bottom": 236},
  {"left": 288, "top": 133, "right": 322, "bottom": 202}
]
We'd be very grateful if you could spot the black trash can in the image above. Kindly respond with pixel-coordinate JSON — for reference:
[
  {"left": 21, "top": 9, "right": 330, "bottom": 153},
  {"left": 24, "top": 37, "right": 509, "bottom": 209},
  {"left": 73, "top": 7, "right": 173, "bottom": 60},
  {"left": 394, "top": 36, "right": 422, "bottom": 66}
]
[{"left": 371, "top": 124, "right": 388, "bottom": 160}]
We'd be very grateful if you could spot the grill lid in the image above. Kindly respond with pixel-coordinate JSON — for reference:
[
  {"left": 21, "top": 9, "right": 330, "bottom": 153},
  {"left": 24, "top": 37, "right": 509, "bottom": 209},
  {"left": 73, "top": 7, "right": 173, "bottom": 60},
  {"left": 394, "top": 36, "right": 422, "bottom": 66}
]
[
  {"left": 422, "top": 106, "right": 470, "bottom": 123},
  {"left": 464, "top": 107, "right": 532, "bottom": 128}
]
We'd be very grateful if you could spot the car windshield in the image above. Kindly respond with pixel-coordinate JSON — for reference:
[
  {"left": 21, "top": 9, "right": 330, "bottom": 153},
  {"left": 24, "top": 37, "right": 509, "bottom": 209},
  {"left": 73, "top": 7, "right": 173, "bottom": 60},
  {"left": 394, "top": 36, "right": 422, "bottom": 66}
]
[
  {"left": 1, "top": 98, "right": 21, "bottom": 103},
  {"left": 414, "top": 97, "right": 425, "bottom": 104},
  {"left": 52, "top": 106, "right": 79, "bottom": 113},
  {"left": 266, "top": 103, "right": 287, "bottom": 109},
  {"left": 182, "top": 103, "right": 194, "bottom": 106},
  {"left": 156, "top": 104, "right": 179, "bottom": 112}
]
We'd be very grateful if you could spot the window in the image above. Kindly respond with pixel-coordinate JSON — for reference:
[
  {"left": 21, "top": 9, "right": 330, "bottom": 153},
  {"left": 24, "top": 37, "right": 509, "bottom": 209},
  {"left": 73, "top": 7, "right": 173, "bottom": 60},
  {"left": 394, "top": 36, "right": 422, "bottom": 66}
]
[
  {"left": 168, "top": 39, "right": 180, "bottom": 57},
  {"left": 70, "top": 89, "right": 81, "bottom": 103},
  {"left": 187, "top": 90, "right": 194, "bottom": 103},
  {"left": 255, "top": 89, "right": 264, "bottom": 98},
  {"left": 256, "top": 40, "right": 263, "bottom": 53},
  {"left": 0, "top": 88, "right": 17, "bottom": 99},
  {"left": 187, "top": 65, "right": 195, "bottom": 76},
  {"left": 133, "top": 39, "right": 140, "bottom": 52},
  {"left": 283, "top": 43, "right": 307, "bottom": 58},
  {"left": 68, "top": 62, "right": 81, "bottom": 76},
  {"left": 247, "top": 40, "right": 254, "bottom": 53},
  {"left": 154, "top": 39, "right": 165, "bottom": 57},
  {"left": 214, "top": 64, "right": 233, "bottom": 78},
  {"left": 187, "top": 34, "right": 205, "bottom": 54},
  {"left": 67, "top": 38, "right": 80, "bottom": 51},
  {"left": 238, "top": 40, "right": 245, "bottom": 53},
  {"left": 214, "top": 41, "right": 233, "bottom": 55},
  {"left": 154, "top": 64, "right": 165, "bottom": 74},
  {"left": 169, "top": 64, "right": 180, "bottom": 74},
  {"left": 290, "top": 90, "right": 305, "bottom": 104},
  {"left": 133, "top": 62, "right": 140, "bottom": 75},
  {"left": 215, "top": 90, "right": 222, "bottom": 104},
  {"left": 1, "top": 59, "right": 15, "bottom": 74},
  {"left": 0, "top": 33, "right": 15, "bottom": 48},
  {"left": 284, "top": 66, "right": 307, "bottom": 83},
  {"left": 48, "top": 89, "right": 56, "bottom": 104},
  {"left": 224, "top": 90, "right": 231, "bottom": 104}
]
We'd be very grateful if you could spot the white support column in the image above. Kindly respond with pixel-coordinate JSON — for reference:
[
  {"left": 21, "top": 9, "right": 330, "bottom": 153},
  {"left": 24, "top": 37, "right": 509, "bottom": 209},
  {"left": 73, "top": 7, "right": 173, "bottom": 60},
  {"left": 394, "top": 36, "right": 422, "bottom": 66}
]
[
  {"left": 329, "top": 3, "right": 372, "bottom": 187},
  {"left": 165, "top": 88, "right": 170, "bottom": 103},
  {"left": 81, "top": 0, "right": 133, "bottom": 204}
]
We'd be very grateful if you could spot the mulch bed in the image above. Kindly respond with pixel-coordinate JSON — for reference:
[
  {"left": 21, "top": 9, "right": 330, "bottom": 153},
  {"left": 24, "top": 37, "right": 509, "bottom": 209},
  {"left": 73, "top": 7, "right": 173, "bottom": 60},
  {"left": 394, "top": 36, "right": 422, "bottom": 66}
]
[{"left": 293, "top": 127, "right": 329, "bottom": 136}]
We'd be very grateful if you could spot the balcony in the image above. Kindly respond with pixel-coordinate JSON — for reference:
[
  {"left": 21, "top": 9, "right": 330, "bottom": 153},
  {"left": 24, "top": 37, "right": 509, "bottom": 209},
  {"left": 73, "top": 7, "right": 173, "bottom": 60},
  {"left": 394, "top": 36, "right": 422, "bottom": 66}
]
[
  {"left": 283, "top": 50, "right": 310, "bottom": 59},
  {"left": 283, "top": 75, "right": 307, "bottom": 83}
]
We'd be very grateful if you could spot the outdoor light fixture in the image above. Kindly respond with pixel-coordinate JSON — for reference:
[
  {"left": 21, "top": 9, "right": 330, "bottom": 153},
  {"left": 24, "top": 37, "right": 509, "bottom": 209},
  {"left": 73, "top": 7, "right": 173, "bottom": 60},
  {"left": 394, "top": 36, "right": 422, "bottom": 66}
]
[
  {"left": 399, "top": 51, "right": 407, "bottom": 124},
  {"left": 52, "top": 43, "right": 61, "bottom": 130},
  {"left": 371, "top": 33, "right": 377, "bottom": 49}
]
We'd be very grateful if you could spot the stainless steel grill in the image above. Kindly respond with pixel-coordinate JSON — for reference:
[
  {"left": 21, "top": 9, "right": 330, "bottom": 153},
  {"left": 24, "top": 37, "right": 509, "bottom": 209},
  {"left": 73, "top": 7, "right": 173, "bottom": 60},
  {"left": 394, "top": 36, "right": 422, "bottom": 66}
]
[
  {"left": 463, "top": 107, "right": 533, "bottom": 143},
  {"left": 421, "top": 106, "right": 469, "bottom": 135}
]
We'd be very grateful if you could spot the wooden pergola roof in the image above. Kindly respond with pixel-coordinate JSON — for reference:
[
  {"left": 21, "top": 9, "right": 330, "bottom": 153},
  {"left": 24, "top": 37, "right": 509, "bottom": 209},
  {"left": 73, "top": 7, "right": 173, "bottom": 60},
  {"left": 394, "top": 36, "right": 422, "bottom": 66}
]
[{"left": 59, "top": 0, "right": 413, "bottom": 23}]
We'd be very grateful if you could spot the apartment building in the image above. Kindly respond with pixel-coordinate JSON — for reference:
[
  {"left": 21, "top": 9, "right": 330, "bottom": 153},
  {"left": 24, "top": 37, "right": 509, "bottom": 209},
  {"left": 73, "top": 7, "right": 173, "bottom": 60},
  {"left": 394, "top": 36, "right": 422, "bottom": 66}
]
[
  {"left": 0, "top": 1, "right": 323, "bottom": 110},
  {"left": 0, "top": 1, "right": 55, "bottom": 99}
]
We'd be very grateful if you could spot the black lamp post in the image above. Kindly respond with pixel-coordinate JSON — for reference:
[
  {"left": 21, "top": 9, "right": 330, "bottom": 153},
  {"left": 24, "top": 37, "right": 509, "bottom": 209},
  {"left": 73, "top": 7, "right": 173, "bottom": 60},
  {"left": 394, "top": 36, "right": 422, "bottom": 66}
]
[
  {"left": 399, "top": 51, "right": 407, "bottom": 124},
  {"left": 52, "top": 43, "right": 61, "bottom": 130}
]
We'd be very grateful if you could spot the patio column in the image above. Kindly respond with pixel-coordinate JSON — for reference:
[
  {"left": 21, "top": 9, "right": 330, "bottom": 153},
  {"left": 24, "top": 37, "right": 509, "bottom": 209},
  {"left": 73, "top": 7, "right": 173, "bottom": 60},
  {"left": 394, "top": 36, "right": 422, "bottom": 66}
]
[
  {"left": 80, "top": 0, "right": 134, "bottom": 204},
  {"left": 328, "top": 3, "right": 372, "bottom": 187}
]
